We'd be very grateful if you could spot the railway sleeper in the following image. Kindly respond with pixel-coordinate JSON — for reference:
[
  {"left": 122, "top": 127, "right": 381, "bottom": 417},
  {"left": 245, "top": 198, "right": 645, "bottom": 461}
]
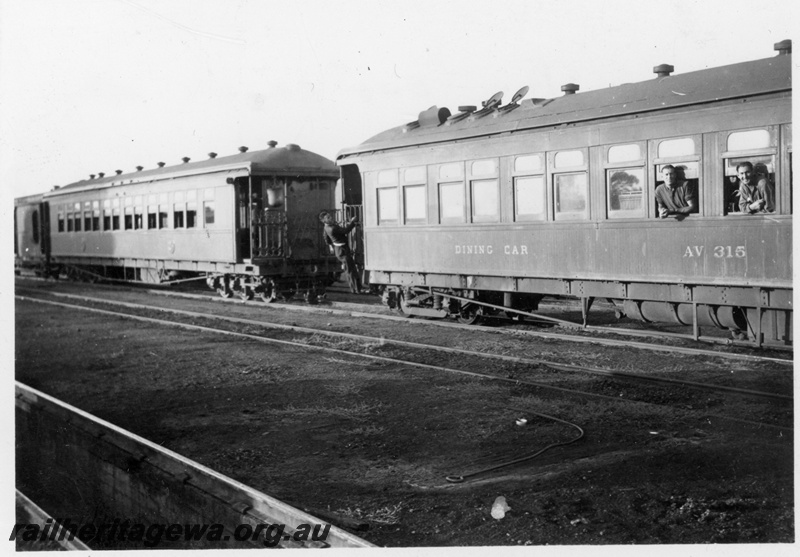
[{"left": 380, "top": 285, "right": 791, "bottom": 348}]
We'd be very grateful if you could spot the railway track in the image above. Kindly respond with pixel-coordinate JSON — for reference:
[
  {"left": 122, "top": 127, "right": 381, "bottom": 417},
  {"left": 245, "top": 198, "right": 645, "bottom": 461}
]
[{"left": 16, "top": 290, "right": 793, "bottom": 431}]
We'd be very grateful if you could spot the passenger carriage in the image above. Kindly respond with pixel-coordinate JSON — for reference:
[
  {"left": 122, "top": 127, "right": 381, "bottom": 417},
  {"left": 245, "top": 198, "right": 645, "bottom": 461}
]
[
  {"left": 26, "top": 142, "right": 342, "bottom": 301},
  {"left": 336, "top": 41, "right": 793, "bottom": 347}
]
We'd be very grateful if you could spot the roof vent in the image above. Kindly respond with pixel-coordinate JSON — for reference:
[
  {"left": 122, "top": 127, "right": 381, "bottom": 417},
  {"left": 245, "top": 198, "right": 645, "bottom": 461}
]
[
  {"left": 157, "top": 162, "right": 165, "bottom": 168},
  {"left": 52, "top": 185, "right": 60, "bottom": 191},
  {"left": 115, "top": 169, "right": 122, "bottom": 175},
  {"left": 653, "top": 64, "right": 674, "bottom": 77},
  {"left": 267, "top": 140, "right": 278, "bottom": 148},
  {"left": 238, "top": 146, "right": 249, "bottom": 153},
  {"left": 285, "top": 143, "right": 300, "bottom": 151},
  {"left": 774, "top": 39, "right": 792, "bottom": 55},
  {"left": 561, "top": 83, "right": 580, "bottom": 95},
  {"left": 98, "top": 172, "right": 105, "bottom": 178},
  {"left": 90, "top": 174, "right": 96, "bottom": 180},
  {"left": 136, "top": 166, "right": 143, "bottom": 171},
  {"left": 208, "top": 152, "right": 217, "bottom": 159},
  {"left": 182, "top": 157, "right": 191, "bottom": 164}
]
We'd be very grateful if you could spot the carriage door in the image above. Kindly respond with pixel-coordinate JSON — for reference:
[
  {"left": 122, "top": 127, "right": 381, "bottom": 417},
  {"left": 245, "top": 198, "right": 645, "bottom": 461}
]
[
  {"left": 285, "top": 176, "right": 334, "bottom": 259},
  {"left": 235, "top": 179, "right": 252, "bottom": 262},
  {"left": 339, "top": 163, "right": 364, "bottom": 269}
]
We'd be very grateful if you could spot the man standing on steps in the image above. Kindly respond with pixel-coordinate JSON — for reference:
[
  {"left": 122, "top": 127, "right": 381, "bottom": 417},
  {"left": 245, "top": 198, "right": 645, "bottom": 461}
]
[{"left": 319, "top": 211, "right": 363, "bottom": 294}]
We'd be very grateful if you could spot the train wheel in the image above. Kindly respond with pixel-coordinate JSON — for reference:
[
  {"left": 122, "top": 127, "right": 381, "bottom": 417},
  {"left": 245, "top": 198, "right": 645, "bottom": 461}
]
[
  {"left": 457, "top": 304, "right": 483, "bottom": 325},
  {"left": 259, "top": 281, "right": 277, "bottom": 303},
  {"left": 239, "top": 286, "right": 254, "bottom": 301},
  {"left": 217, "top": 287, "right": 233, "bottom": 299},
  {"left": 395, "top": 291, "right": 414, "bottom": 318}
]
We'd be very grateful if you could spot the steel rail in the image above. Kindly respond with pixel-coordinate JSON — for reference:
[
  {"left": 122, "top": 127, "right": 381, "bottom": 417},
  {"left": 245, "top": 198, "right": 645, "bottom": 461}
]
[
  {"left": 21, "top": 290, "right": 793, "bottom": 401},
  {"left": 16, "top": 295, "right": 793, "bottom": 431}
]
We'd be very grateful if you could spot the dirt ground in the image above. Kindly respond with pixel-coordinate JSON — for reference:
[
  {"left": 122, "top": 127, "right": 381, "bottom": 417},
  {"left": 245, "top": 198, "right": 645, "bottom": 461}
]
[{"left": 14, "top": 288, "right": 795, "bottom": 547}]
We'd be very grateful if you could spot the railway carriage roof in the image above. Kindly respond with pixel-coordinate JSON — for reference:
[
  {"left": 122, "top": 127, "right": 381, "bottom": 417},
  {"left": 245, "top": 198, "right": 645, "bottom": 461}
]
[
  {"left": 337, "top": 54, "right": 791, "bottom": 159},
  {"left": 47, "top": 143, "right": 338, "bottom": 197}
]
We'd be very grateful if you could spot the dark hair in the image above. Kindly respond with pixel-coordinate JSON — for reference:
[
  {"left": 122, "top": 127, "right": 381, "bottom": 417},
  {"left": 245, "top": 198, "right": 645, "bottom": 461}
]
[
  {"left": 660, "top": 164, "right": 675, "bottom": 172},
  {"left": 318, "top": 211, "right": 330, "bottom": 222},
  {"left": 736, "top": 161, "right": 754, "bottom": 172}
]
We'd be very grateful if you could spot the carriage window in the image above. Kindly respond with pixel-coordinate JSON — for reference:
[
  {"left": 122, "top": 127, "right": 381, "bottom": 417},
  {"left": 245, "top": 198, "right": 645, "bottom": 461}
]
[
  {"left": 404, "top": 166, "right": 426, "bottom": 183},
  {"left": 203, "top": 201, "right": 215, "bottom": 226},
  {"left": 654, "top": 162, "right": 700, "bottom": 216},
  {"left": 723, "top": 155, "right": 775, "bottom": 214},
  {"left": 103, "top": 200, "right": 111, "bottom": 230},
  {"left": 67, "top": 211, "right": 74, "bottom": 232},
  {"left": 124, "top": 207, "right": 133, "bottom": 230},
  {"left": 84, "top": 202, "right": 92, "bottom": 231},
  {"left": 186, "top": 203, "right": 197, "bottom": 228},
  {"left": 92, "top": 203, "right": 100, "bottom": 231},
  {"left": 377, "top": 187, "right": 398, "bottom": 224},
  {"left": 57, "top": 208, "right": 65, "bottom": 233},
  {"left": 728, "top": 129, "right": 770, "bottom": 151},
  {"left": 173, "top": 204, "right": 185, "bottom": 228},
  {"left": 554, "top": 173, "right": 588, "bottom": 220},
  {"left": 186, "top": 190, "right": 197, "bottom": 228},
  {"left": 439, "top": 163, "right": 462, "bottom": 180},
  {"left": 471, "top": 179, "right": 499, "bottom": 222},
  {"left": 658, "top": 137, "right": 695, "bottom": 158},
  {"left": 608, "top": 144, "right": 642, "bottom": 163},
  {"left": 472, "top": 159, "right": 497, "bottom": 176},
  {"left": 554, "top": 150, "right": 584, "bottom": 168},
  {"left": 607, "top": 168, "right": 645, "bottom": 218},
  {"left": 32, "top": 211, "right": 39, "bottom": 243},
  {"left": 134, "top": 207, "right": 144, "bottom": 230},
  {"left": 515, "top": 154, "right": 542, "bottom": 173},
  {"left": 439, "top": 182, "right": 464, "bottom": 223},
  {"left": 159, "top": 205, "right": 169, "bottom": 228},
  {"left": 514, "top": 176, "right": 546, "bottom": 221},
  {"left": 378, "top": 170, "right": 398, "bottom": 186},
  {"left": 403, "top": 185, "right": 426, "bottom": 223}
]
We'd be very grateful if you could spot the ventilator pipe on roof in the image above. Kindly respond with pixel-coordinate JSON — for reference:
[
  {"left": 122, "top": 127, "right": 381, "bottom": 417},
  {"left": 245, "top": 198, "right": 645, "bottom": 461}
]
[
  {"left": 653, "top": 64, "right": 674, "bottom": 77},
  {"left": 561, "top": 83, "right": 579, "bottom": 95},
  {"left": 115, "top": 170, "right": 122, "bottom": 175},
  {"left": 239, "top": 146, "right": 249, "bottom": 153},
  {"left": 182, "top": 157, "right": 190, "bottom": 163},
  {"left": 774, "top": 40, "right": 791, "bottom": 55},
  {"left": 267, "top": 140, "right": 278, "bottom": 148},
  {"left": 90, "top": 174, "right": 96, "bottom": 180},
  {"left": 136, "top": 166, "right": 143, "bottom": 171},
  {"left": 157, "top": 162, "right": 165, "bottom": 168}
]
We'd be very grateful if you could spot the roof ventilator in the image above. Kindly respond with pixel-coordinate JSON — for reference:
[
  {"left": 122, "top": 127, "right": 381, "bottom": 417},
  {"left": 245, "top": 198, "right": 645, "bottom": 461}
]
[
  {"left": 561, "top": 83, "right": 579, "bottom": 95},
  {"left": 404, "top": 106, "right": 452, "bottom": 132},
  {"left": 182, "top": 157, "right": 190, "bottom": 163},
  {"left": 267, "top": 140, "right": 278, "bottom": 148},
  {"left": 469, "top": 91, "right": 503, "bottom": 120},
  {"left": 208, "top": 152, "right": 217, "bottom": 159},
  {"left": 446, "top": 105, "right": 477, "bottom": 125},
  {"left": 157, "top": 162, "right": 165, "bottom": 167},
  {"left": 653, "top": 64, "right": 674, "bottom": 77},
  {"left": 496, "top": 85, "right": 530, "bottom": 115},
  {"left": 136, "top": 166, "right": 143, "bottom": 171},
  {"left": 238, "top": 146, "right": 249, "bottom": 153},
  {"left": 774, "top": 39, "right": 791, "bottom": 55}
]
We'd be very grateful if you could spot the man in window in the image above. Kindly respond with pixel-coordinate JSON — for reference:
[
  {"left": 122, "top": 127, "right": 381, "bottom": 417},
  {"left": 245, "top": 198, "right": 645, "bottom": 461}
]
[
  {"left": 737, "top": 161, "right": 775, "bottom": 214},
  {"left": 655, "top": 164, "right": 698, "bottom": 218}
]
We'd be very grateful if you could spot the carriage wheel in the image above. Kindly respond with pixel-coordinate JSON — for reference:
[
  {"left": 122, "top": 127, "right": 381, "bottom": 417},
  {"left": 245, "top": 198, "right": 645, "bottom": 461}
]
[
  {"left": 259, "top": 281, "right": 277, "bottom": 303},
  {"left": 457, "top": 303, "right": 483, "bottom": 325},
  {"left": 394, "top": 290, "right": 414, "bottom": 318},
  {"left": 217, "top": 286, "right": 233, "bottom": 299},
  {"left": 239, "top": 286, "right": 254, "bottom": 301}
]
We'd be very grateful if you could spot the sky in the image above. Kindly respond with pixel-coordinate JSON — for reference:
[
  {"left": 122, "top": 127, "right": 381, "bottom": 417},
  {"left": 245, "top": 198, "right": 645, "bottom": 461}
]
[{"left": 0, "top": 0, "right": 797, "bottom": 200}]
